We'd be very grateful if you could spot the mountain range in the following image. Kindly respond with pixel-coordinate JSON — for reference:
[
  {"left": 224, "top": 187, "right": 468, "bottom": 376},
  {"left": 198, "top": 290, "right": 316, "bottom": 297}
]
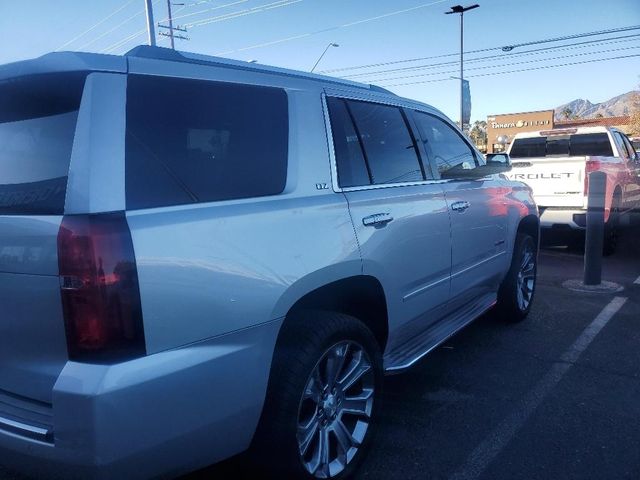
[{"left": 554, "top": 91, "right": 638, "bottom": 120}]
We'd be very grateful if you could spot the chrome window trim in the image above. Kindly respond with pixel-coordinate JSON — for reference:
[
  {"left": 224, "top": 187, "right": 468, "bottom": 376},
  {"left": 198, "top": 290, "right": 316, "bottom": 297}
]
[
  {"left": 321, "top": 93, "right": 342, "bottom": 193},
  {"left": 340, "top": 179, "right": 452, "bottom": 193},
  {"left": 322, "top": 92, "right": 434, "bottom": 193}
]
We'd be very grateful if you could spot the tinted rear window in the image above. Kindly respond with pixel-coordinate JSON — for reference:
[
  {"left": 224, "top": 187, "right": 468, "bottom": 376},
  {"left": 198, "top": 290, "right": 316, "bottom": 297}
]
[
  {"left": 510, "top": 133, "right": 613, "bottom": 158},
  {"left": 510, "top": 137, "right": 546, "bottom": 158},
  {"left": 125, "top": 75, "right": 288, "bottom": 210},
  {"left": 0, "top": 73, "right": 86, "bottom": 215},
  {"left": 570, "top": 133, "right": 614, "bottom": 156}
]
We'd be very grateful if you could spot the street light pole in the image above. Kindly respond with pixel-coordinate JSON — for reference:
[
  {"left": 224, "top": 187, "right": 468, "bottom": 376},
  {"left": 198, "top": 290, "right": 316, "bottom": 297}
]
[
  {"left": 144, "top": 0, "right": 156, "bottom": 46},
  {"left": 311, "top": 43, "right": 339, "bottom": 73},
  {"left": 446, "top": 4, "right": 479, "bottom": 133}
]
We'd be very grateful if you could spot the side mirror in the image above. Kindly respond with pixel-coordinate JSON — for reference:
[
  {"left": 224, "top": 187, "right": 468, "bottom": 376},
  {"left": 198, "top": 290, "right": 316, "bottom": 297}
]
[
  {"left": 485, "top": 153, "right": 512, "bottom": 166},
  {"left": 483, "top": 153, "right": 512, "bottom": 173}
]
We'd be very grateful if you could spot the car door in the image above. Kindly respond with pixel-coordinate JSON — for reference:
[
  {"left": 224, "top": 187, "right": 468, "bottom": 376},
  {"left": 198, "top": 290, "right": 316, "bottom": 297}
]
[
  {"left": 411, "top": 111, "right": 509, "bottom": 312},
  {"left": 324, "top": 95, "right": 451, "bottom": 353}
]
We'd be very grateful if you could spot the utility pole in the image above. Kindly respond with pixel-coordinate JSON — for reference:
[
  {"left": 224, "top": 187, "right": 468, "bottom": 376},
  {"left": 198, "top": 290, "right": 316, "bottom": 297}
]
[
  {"left": 445, "top": 4, "right": 479, "bottom": 133},
  {"left": 166, "top": 0, "right": 175, "bottom": 49},
  {"left": 144, "top": 0, "right": 156, "bottom": 46},
  {"left": 158, "top": 2, "right": 189, "bottom": 48}
]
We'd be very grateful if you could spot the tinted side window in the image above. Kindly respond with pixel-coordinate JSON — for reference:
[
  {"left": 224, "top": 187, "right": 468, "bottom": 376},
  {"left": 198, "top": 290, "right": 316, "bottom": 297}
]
[
  {"left": 347, "top": 101, "right": 423, "bottom": 185},
  {"left": 413, "top": 112, "right": 477, "bottom": 178},
  {"left": 326, "top": 97, "right": 370, "bottom": 188},
  {"left": 620, "top": 134, "right": 637, "bottom": 160},
  {"left": 126, "top": 75, "right": 288, "bottom": 210}
]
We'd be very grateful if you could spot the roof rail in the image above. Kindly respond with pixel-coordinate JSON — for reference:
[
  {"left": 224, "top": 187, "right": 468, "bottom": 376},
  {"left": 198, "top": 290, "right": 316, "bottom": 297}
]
[{"left": 125, "top": 45, "right": 394, "bottom": 95}]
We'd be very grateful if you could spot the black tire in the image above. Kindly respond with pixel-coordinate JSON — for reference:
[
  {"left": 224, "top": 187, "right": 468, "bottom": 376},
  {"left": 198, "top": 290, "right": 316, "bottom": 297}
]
[
  {"left": 495, "top": 233, "right": 537, "bottom": 322},
  {"left": 251, "top": 310, "right": 383, "bottom": 479},
  {"left": 603, "top": 194, "right": 621, "bottom": 256}
]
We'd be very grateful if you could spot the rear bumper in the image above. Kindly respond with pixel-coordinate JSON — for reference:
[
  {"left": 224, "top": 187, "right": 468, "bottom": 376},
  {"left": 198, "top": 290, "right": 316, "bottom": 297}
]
[
  {"left": 0, "top": 318, "right": 282, "bottom": 480},
  {"left": 539, "top": 208, "right": 587, "bottom": 230}
]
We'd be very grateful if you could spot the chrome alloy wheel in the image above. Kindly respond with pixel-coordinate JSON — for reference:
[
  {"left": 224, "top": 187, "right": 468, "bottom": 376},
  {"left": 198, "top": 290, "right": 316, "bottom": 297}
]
[
  {"left": 516, "top": 239, "right": 536, "bottom": 311},
  {"left": 297, "top": 341, "right": 375, "bottom": 478}
]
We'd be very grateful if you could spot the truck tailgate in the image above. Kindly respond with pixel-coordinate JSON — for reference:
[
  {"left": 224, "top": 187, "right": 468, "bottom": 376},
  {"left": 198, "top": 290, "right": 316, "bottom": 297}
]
[{"left": 505, "top": 156, "right": 586, "bottom": 207}]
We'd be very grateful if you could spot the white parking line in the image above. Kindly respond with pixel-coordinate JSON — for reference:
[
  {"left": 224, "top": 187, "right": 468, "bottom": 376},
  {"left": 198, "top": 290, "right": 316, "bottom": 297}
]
[
  {"left": 449, "top": 296, "right": 628, "bottom": 480},
  {"left": 634, "top": 275, "right": 640, "bottom": 285}
]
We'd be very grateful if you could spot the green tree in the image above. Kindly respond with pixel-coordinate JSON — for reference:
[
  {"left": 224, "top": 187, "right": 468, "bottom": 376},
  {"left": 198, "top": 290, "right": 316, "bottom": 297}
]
[
  {"left": 469, "top": 120, "right": 487, "bottom": 151},
  {"left": 561, "top": 107, "right": 573, "bottom": 120}
]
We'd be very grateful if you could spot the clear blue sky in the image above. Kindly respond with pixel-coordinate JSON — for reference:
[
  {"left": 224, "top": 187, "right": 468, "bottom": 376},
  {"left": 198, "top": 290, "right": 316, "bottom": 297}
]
[{"left": 1, "top": 0, "right": 639, "bottom": 122}]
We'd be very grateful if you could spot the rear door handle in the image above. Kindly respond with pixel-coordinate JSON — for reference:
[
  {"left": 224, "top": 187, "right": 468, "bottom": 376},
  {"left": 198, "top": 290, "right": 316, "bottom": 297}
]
[
  {"left": 362, "top": 213, "right": 394, "bottom": 227},
  {"left": 450, "top": 201, "right": 470, "bottom": 212}
]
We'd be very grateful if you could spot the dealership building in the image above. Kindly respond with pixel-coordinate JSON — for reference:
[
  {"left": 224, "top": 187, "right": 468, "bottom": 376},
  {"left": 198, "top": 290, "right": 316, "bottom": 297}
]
[{"left": 485, "top": 110, "right": 632, "bottom": 153}]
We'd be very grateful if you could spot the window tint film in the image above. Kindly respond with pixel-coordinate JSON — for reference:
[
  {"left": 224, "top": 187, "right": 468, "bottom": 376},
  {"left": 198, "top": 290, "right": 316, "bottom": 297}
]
[
  {"left": 326, "top": 97, "right": 370, "bottom": 188},
  {"left": 569, "top": 133, "right": 613, "bottom": 157},
  {"left": 0, "top": 73, "right": 86, "bottom": 215},
  {"left": 620, "top": 134, "right": 637, "bottom": 160},
  {"left": 413, "top": 112, "right": 477, "bottom": 178},
  {"left": 511, "top": 133, "right": 613, "bottom": 158},
  {"left": 510, "top": 137, "right": 546, "bottom": 158},
  {"left": 546, "top": 136, "right": 569, "bottom": 156},
  {"left": 346, "top": 101, "right": 423, "bottom": 185},
  {"left": 126, "top": 75, "right": 288, "bottom": 209}
]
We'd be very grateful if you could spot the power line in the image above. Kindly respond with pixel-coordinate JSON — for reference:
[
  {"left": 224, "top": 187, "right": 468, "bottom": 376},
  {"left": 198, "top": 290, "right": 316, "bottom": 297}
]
[
  {"left": 76, "top": 0, "right": 163, "bottom": 51},
  {"left": 185, "top": 0, "right": 304, "bottom": 28},
  {"left": 158, "top": 1, "right": 190, "bottom": 48},
  {"left": 213, "top": 0, "right": 449, "bottom": 55},
  {"left": 371, "top": 45, "right": 640, "bottom": 84},
  {"left": 320, "top": 24, "right": 640, "bottom": 74},
  {"left": 381, "top": 53, "right": 640, "bottom": 87},
  {"left": 55, "top": 0, "right": 138, "bottom": 51},
  {"left": 170, "top": 0, "right": 249, "bottom": 21},
  {"left": 345, "top": 35, "right": 640, "bottom": 80},
  {"left": 101, "top": 28, "right": 148, "bottom": 53},
  {"left": 103, "top": 0, "right": 299, "bottom": 52},
  {"left": 101, "top": 1, "right": 186, "bottom": 54}
]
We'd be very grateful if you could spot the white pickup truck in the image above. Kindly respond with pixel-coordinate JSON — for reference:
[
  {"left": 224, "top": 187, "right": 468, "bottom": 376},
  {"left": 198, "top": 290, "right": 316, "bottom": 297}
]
[{"left": 505, "top": 126, "right": 640, "bottom": 252}]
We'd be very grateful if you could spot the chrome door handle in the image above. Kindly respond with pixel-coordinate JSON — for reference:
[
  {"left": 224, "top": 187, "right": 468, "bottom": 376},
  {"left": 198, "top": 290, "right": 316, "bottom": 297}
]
[
  {"left": 450, "top": 201, "right": 470, "bottom": 212},
  {"left": 362, "top": 213, "right": 394, "bottom": 227}
]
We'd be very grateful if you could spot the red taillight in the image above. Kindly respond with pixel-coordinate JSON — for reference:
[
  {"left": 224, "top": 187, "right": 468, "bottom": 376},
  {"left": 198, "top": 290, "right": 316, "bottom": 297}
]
[
  {"left": 57, "top": 212, "right": 146, "bottom": 361},
  {"left": 584, "top": 159, "right": 602, "bottom": 195}
]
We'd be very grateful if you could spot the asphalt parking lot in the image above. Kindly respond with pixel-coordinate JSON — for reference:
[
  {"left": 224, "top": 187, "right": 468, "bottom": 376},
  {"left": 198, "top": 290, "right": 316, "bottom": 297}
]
[
  {"left": 197, "top": 224, "right": 640, "bottom": 480},
  {"left": 1, "top": 225, "right": 639, "bottom": 480}
]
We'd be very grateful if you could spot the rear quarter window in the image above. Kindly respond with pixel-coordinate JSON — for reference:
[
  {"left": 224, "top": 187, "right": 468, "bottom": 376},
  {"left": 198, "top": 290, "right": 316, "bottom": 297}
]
[
  {"left": 0, "top": 73, "right": 86, "bottom": 215},
  {"left": 125, "top": 75, "right": 288, "bottom": 210}
]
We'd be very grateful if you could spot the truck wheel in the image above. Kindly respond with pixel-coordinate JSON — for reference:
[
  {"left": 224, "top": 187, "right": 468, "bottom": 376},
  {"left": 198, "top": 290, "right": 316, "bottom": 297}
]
[
  {"left": 603, "top": 194, "right": 621, "bottom": 256},
  {"left": 252, "top": 311, "right": 383, "bottom": 479},
  {"left": 495, "top": 233, "right": 537, "bottom": 322}
]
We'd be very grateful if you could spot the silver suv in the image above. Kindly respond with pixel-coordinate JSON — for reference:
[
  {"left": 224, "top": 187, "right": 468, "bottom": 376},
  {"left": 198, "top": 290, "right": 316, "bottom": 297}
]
[{"left": 0, "top": 46, "right": 538, "bottom": 479}]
